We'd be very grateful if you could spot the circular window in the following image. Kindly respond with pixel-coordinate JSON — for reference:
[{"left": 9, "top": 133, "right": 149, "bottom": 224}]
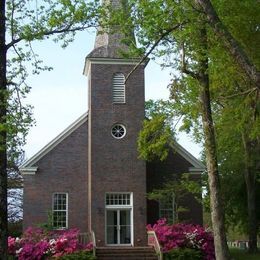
[{"left": 111, "top": 124, "right": 126, "bottom": 139}]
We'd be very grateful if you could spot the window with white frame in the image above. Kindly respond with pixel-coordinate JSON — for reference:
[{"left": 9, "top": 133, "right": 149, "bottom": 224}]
[
  {"left": 111, "top": 124, "right": 126, "bottom": 139},
  {"left": 52, "top": 193, "right": 68, "bottom": 229},
  {"left": 106, "top": 193, "right": 131, "bottom": 206},
  {"left": 113, "top": 73, "right": 125, "bottom": 103},
  {"left": 159, "top": 194, "right": 175, "bottom": 223}
]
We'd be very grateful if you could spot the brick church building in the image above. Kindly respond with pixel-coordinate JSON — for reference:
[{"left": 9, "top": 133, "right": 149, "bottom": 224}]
[{"left": 20, "top": 0, "right": 203, "bottom": 247}]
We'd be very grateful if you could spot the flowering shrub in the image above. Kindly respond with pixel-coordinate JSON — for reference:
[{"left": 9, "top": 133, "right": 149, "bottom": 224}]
[
  {"left": 147, "top": 219, "right": 215, "bottom": 260},
  {"left": 18, "top": 240, "right": 50, "bottom": 260},
  {"left": 8, "top": 227, "right": 93, "bottom": 260},
  {"left": 8, "top": 236, "right": 21, "bottom": 255}
]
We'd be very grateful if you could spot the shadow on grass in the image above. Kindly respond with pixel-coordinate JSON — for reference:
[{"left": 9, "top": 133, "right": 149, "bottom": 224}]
[{"left": 230, "top": 248, "right": 260, "bottom": 260}]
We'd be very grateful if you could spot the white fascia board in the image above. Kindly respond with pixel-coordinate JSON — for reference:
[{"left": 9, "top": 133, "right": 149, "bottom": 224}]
[
  {"left": 83, "top": 57, "right": 149, "bottom": 76},
  {"left": 171, "top": 142, "right": 205, "bottom": 170},
  {"left": 188, "top": 167, "right": 205, "bottom": 174},
  {"left": 20, "top": 112, "right": 88, "bottom": 168},
  {"left": 20, "top": 167, "right": 38, "bottom": 175}
]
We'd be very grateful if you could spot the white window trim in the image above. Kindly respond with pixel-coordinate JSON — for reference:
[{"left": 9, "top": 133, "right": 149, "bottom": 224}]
[
  {"left": 52, "top": 192, "right": 68, "bottom": 230},
  {"left": 105, "top": 192, "right": 132, "bottom": 209},
  {"left": 105, "top": 192, "right": 134, "bottom": 246},
  {"left": 111, "top": 124, "right": 126, "bottom": 140},
  {"left": 159, "top": 194, "right": 175, "bottom": 223}
]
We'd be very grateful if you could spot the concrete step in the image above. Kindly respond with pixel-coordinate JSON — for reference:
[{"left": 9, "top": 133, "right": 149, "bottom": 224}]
[
  {"left": 97, "top": 249, "right": 155, "bottom": 254},
  {"left": 97, "top": 254, "right": 157, "bottom": 258},
  {"left": 96, "top": 247, "right": 158, "bottom": 260}
]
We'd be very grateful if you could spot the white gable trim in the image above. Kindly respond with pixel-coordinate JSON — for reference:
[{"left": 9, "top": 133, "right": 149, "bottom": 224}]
[
  {"left": 189, "top": 167, "right": 205, "bottom": 172},
  {"left": 171, "top": 142, "right": 205, "bottom": 170},
  {"left": 20, "top": 112, "right": 88, "bottom": 170},
  {"left": 20, "top": 167, "right": 38, "bottom": 175},
  {"left": 83, "top": 57, "right": 148, "bottom": 76}
]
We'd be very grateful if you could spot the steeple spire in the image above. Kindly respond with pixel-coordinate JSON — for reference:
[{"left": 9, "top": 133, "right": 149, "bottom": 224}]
[{"left": 88, "top": 0, "right": 135, "bottom": 58}]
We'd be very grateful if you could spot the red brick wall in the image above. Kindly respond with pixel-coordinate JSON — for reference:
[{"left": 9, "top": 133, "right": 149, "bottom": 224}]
[
  {"left": 146, "top": 149, "right": 203, "bottom": 225},
  {"left": 88, "top": 62, "right": 147, "bottom": 246},
  {"left": 23, "top": 62, "right": 202, "bottom": 243},
  {"left": 23, "top": 121, "right": 89, "bottom": 232}
]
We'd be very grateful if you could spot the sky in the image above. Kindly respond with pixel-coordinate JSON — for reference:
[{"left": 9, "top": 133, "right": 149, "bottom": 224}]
[{"left": 23, "top": 29, "right": 202, "bottom": 161}]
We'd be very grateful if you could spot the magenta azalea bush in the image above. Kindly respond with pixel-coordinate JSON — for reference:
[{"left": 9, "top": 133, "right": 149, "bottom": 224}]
[
  {"left": 147, "top": 219, "right": 215, "bottom": 260},
  {"left": 8, "top": 227, "right": 93, "bottom": 259}
]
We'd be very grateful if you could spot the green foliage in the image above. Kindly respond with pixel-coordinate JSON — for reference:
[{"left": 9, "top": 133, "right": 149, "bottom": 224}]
[
  {"left": 148, "top": 173, "right": 201, "bottom": 223},
  {"left": 164, "top": 248, "right": 202, "bottom": 260},
  {"left": 58, "top": 251, "right": 96, "bottom": 260},
  {"left": 139, "top": 99, "right": 193, "bottom": 162},
  {"left": 138, "top": 114, "right": 172, "bottom": 161},
  {"left": 211, "top": 0, "right": 260, "bottom": 68},
  {"left": 37, "top": 211, "right": 54, "bottom": 231},
  {"left": 4, "top": 0, "right": 101, "bottom": 174},
  {"left": 123, "top": 0, "right": 260, "bottom": 237},
  {"left": 6, "top": 0, "right": 100, "bottom": 45},
  {"left": 168, "top": 77, "right": 203, "bottom": 143},
  {"left": 229, "top": 248, "right": 260, "bottom": 260},
  {"left": 209, "top": 12, "right": 260, "bottom": 231},
  {"left": 145, "top": 99, "right": 175, "bottom": 120},
  {"left": 3, "top": 1, "right": 101, "bottom": 223},
  {"left": 8, "top": 220, "right": 23, "bottom": 238},
  {"left": 109, "top": 0, "right": 259, "bottom": 253}
]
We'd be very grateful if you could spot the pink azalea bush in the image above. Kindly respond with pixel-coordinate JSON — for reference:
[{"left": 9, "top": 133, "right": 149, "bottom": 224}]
[
  {"left": 147, "top": 219, "right": 215, "bottom": 260},
  {"left": 8, "top": 227, "right": 93, "bottom": 259}
]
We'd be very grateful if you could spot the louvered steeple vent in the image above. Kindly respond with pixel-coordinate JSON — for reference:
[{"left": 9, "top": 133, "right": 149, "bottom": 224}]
[{"left": 113, "top": 73, "right": 125, "bottom": 103}]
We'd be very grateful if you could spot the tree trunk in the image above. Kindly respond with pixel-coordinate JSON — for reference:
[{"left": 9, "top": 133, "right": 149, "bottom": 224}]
[
  {"left": 195, "top": 0, "right": 260, "bottom": 88},
  {"left": 195, "top": 0, "right": 259, "bottom": 252},
  {"left": 242, "top": 134, "right": 258, "bottom": 253},
  {"left": 0, "top": 0, "right": 8, "bottom": 258},
  {"left": 197, "top": 28, "right": 230, "bottom": 260}
]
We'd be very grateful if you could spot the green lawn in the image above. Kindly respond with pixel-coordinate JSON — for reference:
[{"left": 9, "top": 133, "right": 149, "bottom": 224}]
[{"left": 230, "top": 248, "right": 260, "bottom": 260}]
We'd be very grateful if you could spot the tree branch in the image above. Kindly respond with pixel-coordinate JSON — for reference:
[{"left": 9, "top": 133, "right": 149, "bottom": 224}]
[
  {"left": 195, "top": 0, "right": 260, "bottom": 89},
  {"left": 9, "top": 44, "right": 29, "bottom": 117},
  {"left": 219, "top": 87, "right": 257, "bottom": 99},
  {"left": 6, "top": 24, "right": 93, "bottom": 50},
  {"left": 10, "top": 0, "right": 15, "bottom": 43},
  {"left": 253, "top": 90, "right": 259, "bottom": 121},
  {"left": 181, "top": 41, "right": 200, "bottom": 80},
  {"left": 173, "top": 115, "right": 183, "bottom": 131},
  {"left": 125, "top": 24, "right": 183, "bottom": 83}
]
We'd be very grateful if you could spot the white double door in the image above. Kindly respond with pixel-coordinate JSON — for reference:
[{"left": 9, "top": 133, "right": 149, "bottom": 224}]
[{"left": 106, "top": 208, "right": 132, "bottom": 245}]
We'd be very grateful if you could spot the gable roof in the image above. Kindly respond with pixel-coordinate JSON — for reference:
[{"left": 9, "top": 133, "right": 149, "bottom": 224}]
[
  {"left": 171, "top": 142, "right": 205, "bottom": 171},
  {"left": 20, "top": 112, "right": 204, "bottom": 173},
  {"left": 20, "top": 112, "right": 88, "bottom": 170}
]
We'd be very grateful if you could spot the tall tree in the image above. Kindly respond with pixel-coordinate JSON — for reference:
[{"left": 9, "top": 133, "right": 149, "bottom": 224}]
[
  {"left": 207, "top": 1, "right": 260, "bottom": 251},
  {"left": 195, "top": 27, "right": 230, "bottom": 260},
  {"left": 194, "top": 0, "right": 260, "bottom": 87},
  {"left": 212, "top": 69, "right": 259, "bottom": 252},
  {"left": 0, "top": 0, "right": 99, "bottom": 257},
  {"left": 0, "top": 1, "right": 8, "bottom": 258},
  {"left": 108, "top": 0, "right": 259, "bottom": 258},
  {"left": 117, "top": 1, "right": 231, "bottom": 258}
]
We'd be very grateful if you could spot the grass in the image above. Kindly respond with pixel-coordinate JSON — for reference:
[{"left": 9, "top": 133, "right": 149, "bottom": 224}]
[{"left": 230, "top": 248, "right": 260, "bottom": 260}]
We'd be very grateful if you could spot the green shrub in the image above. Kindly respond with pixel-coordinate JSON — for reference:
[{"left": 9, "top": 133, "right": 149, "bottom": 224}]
[
  {"left": 8, "top": 220, "right": 23, "bottom": 237},
  {"left": 7, "top": 256, "right": 16, "bottom": 260},
  {"left": 58, "top": 251, "right": 96, "bottom": 260},
  {"left": 164, "top": 248, "right": 203, "bottom": 260},
  {"left": 230, "top": 248, "right": 260, "bottom": 260}
]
